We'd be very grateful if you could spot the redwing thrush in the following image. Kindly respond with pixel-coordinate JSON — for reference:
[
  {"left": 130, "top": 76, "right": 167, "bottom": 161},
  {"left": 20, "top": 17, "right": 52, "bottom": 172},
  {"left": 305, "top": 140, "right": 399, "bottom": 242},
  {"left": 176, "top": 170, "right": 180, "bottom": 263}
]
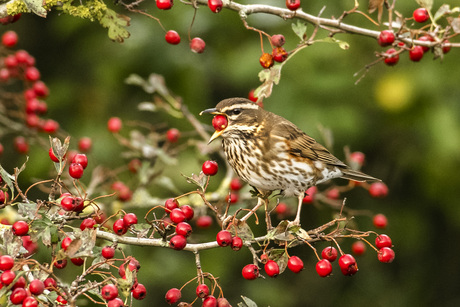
[{"left": 201, "top": 98, "right": 380, "bottom": 224}]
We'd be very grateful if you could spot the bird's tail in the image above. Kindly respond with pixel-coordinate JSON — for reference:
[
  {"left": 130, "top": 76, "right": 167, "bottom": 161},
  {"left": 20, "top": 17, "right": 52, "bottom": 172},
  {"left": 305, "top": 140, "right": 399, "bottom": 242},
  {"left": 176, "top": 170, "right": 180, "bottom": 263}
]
[{"left": 341, "top": 168, "right": 381, "bottom": 182}]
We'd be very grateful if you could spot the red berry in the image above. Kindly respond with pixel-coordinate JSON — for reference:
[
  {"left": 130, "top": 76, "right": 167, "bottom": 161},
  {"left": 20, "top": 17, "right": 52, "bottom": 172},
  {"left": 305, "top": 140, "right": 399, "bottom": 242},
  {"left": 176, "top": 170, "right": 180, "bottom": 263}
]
[
  {"left": 378, "top": 30, "right": 395, "bottom": 47},
  {"left": 102, "top": 246, "right": 115, "bottom": 259},
  {"left": 259, "top": 52, "right": 274, "bottom": 69},
  {"left": 316, "top": 259, "right": 332, "bottom": 277},
  {"left": 375, "top": 234, "right": 392, "bottom": 249},
  {"left": 202, "top": 160, "right": 218, "bottom": 176},
  {"left": 164, "top": 198, "right": 179, "bottom": 213},
  {"left": 113, "top": 218, "right": 128, "bottom": 235},
  {"left": 231, "top": 236, "right": 243, "bottom": 251},
  {"left": 180, "top": 205, "right": 194, "bottom": 220},
  {"left": 170, "top": 208, "right": 186, "bottom": 224},
  {"left": 229, "top": 178, "right": 242, "bottom": 191},
  {"left": 349, "top": 151, "right": 365, "bottom": 166},
  {"left": 286, "top": 0, "right": 301, "bottom": 11},
  {"left": 212, "top": 114, "right": 228, "bottom": 131},
  {"left": 338, "top": 254, "right": 358, "bottom": 276},
  {"left": 287, "top": 256, "right": 304, "bottom": 273},
  {"left": 369, "top": 182, "right": 389, "bottom": 198},
  {"left": 378, "top": 247, "right": 395, "bottom": 263},
  {"left": 165, "top": 288, "right": 181, "bottom": 304},
  {"left": 72, "top": 153, "right": 88, "bottom": 169},
  {"left": 69, "top": 163, "right": 84, "bottom": 179},
  {"left": 49, "top": 148, "right": 61, "bottom": 163},
  {"left": 123, "top": 213, "right": 138, "bottom": 227},
  {"left": 203, "top": 295, "right": 218, "bottom": 307},
  {"left": 71, "top": 257, "right": 84, "bottom": 266},
  {"left": 418, "top": 35, "right": 434, "bottom": 52},
  {"left": 272, "top": 47, "right": 288, "bottom": 63},
  {"left": 302, "top": 186, "right": 317, "bottom": 203},
  {"left": 0, "top": 14, "right": 21, "bottom": 25},
  {"left": 216, "top": 230, "right": 232, "bottom": 247},
  {"left": 25, "top": 66, "right": 40, "bottom": 81},
  {"left": 54, "top": 258, "right": 67, "bottom": 269},
  {"left": 175, "top": 222, "right": 192, "bottom": 237},
  {"left": 225, "top": 193, "right": 239, "bottom": 204},
  {"left": 12, "top": 220, "right": 29, "bottom": 236},
  {"left": 128, "top": 158, "right": 142, "bottom": 173},
  {"left": 248, "top": 89, "right": 258, "bottom": 102},
  {"left": 413, "top": 8, "right": 429, "bottom": 23},
  {"left": 242, "top": 264, "right": 259, "bottom": 280},
  {"left": 41, "top": 119, "right": 59, "bottom": 133},
  {"left": 196, "top": 283, "right": 210, "bottom": 298},
  {"left": 1, "top": 270, "right": 16, "bottom": 285},
  {"left": 107, "top": 298, "right": 124, "bottom": 307},
  {"left": 78, "top": 137, "right": 92, "bottom": 152},
  {"left": 101, "top": 284, "right": 119, "bottom": 301},
  {"left": 80, "top": 218, "right": 96, "bottom": 230},
  {"left": 2, "top": 30, "right": 18, "bottom": 47},
  {"left": 132, "top": 283, "right": 147, "bottom": 300},
  {"left": 190, "top": 37, "right": 206, "bottom": 53},
  {"left": 409, "top": 45, "right": 424, "bottom": 62},
  {"left": 442, "top": 40, "right": 451, "bottom": 54},
  {"left": 271, "top": 34, "right": 285, "bottom": 47},
  {"left": 166, "top": 128, "right": 180, "bottom": 142},
  {"left": 61, "top": 196, "right": 76, "bottom": 211},
  {"left": 44, "top": 277, "right": 57, "bottom": 289},
  {"left": 208, "top": 0, "right": 223, "bottom": 13},
  {"left": 217, "top": 298, "right": 231, "bottom": 307},
  {"left": 10, "top": 287, "right": 27, "bottom": 304},
  {"left": 264, "top": 260, "right": 280, "bottom": 277},
  {"left": 14, "top": 136, "right": 29, "bottom": 154},
  {"left": 384, "top": 48, "right": 399, "bottom": 66},
  {"left": 351, "top": 241, "right": 366, "bottom": 256},
  {"left": 0, "top": 190, "right": 6, "bottom": 205},
  {"left": 165, "top": 30, "right": 181, "bottom": 45},
  {"left": 326, "top": 187, "right": 340, "bottom": 200},
  {"left": 33, "top": 80, "right": 49, "bottom": 97},
  {"left": 0, "top": 255, "right": 14, "bottom": 271},
  {"left": 61, "top": 236, "right": 72, "bottom": 250},
  {"left": 56, "top": 295, "right": 68, "bottom": 305},
  {"left": 169, "top": 234, "right": 187, "bottom": 250},
  {"left": 196, "top": 215, "right": 213, "bottom": 228},
  {"left": 321, "top": 246, "right": 338, "bottom": 262},
  {"left": 156, "top": 0, "right": 173, "bottom": 10},
  {"left": 29, "top": 279, "right": 45, "bottom": 295},
  {"left": 22, "top": 296, "right": 39, "bottom": 307},
  {"left": 373, "top": 213, "right": 388, "bottom": 229},
  {"left": 107, "top": 117, "right": 122, "bottom": 133}
]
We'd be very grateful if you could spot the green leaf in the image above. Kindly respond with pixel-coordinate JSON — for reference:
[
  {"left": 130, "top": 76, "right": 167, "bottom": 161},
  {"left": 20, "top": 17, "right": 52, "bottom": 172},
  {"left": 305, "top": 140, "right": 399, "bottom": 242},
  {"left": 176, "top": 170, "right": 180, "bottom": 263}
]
[
  {"left": 238, "top": 296, "right": 258, "bottom": 307},
  {"left": 182, "top": 172, "right": 207, "bottom": 191},
  {"left": 317, "top": 37, "right": 350, "bottom": 50},
  {"left": 433, "top": 4, "right": 450, "bottom": 21},
  {"left": 292, "top": 20, "right": 307, "bottom": 42},
  {"left": 100, "top": 9, "right": 130, "bottom": 43},
  {"left": 23, "top": 0, "right": 47, "bottom": 17},
  {"left": 0, "top": 165, "right": 15, "bottom": 200},
  {"left": 229, "top": 222, "right": 254, "bottom": 241}
]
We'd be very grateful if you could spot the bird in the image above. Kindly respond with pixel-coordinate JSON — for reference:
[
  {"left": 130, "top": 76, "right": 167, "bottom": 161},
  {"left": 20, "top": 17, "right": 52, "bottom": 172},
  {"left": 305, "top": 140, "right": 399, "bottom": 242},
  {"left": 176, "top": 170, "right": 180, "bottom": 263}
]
[{"left": 201, "top": 98, "right": 380, "bottom": 225}]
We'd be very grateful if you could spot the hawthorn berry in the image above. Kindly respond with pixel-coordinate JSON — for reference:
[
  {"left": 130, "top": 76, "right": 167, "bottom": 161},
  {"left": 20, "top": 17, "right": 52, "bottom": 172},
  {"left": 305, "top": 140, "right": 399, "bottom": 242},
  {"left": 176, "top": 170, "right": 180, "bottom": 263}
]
[
  {"left": 349, "top": 151, "right": 365, "bottom": 166},
  {"left": 338, "top": 254, "right": 358, "bottom": 276},
  {"left": 33, "top": 80, "right": 49, "bottom": 97},
  {"left": 175, "top": 222, "right": 192, "bottom": 237},
  {"left": 373, "top": 213, "right": 388, "bottom": 229},
  {"left": 378, "top": 30, "right": 395, "bottom": 47},
  {"left": 132, "top": 283, "right": 147, "bottom": 300},
  {"left": 369, "top": 182, "right": 389, "bottom": 198},
  {"left": 156, "top": 0, "right": 173, "bottom": 10},
  {"left": 61, "top": 196, "right": 77, "bottom": 211},
  {"left": 25, "top": 66, "right": 40, "bottom": 81},
  {"left": 196, "top": 283, "right": 210, "bottom": 298},
  {"left": 202, "top": 160, "right": 218, "bottom": 176},
  {"left": 378, "top": 247, "right": 395, "bottom": 263},
  {"left": 169, "top": 234, "right": 187, "bottom": 250},
  {"left": 78, "top": 137, "right": 92, "bottom": 152},
  {"left": 212, "top": 114, "right": 228, "bottom": 131},
  {"left": 409, "top": 45, "right": 424, "bottom": 62},
  {"left": 44, "top": 277, "right": 57, "bottom": 289},
  {"left": 286, "top": 0, "right": 301, "bottom": 11},
  {"left": 12, "top": 275, "right": 26, "bottom": 289},
  {"left": 275, "top": 202, "right": 289, "bottom": 216},
  {"left": 164, "top": 198, "right": 179, "bottom": 213},
  {"left": 442, "top": 40, "right": 451, "bottom": 54},
  {"left": 80, "top": 218, "right": 96, "bottom": 230},
  {"left": 54, "top": 258, "right": 67, "bottom": 269},
  {"left": 0, "top": 14, "right": 21, "bottom": 25},
  {"left": 272, "top": 47, "right": 288, "bottom": 63},
  {"left": 384, "top": 48, "right": 399, "bottom": 66},
  {"left": 248, "top": 89, "right": 258, "bottom": 102},
  {"left": 190, "top": 37, "right": 206, "bottom": 53},
  {"left": 180, "top": 205, "right": 194, "bottom": 220},
  {"left": 107, "top": 117, "right": 122, "bottom": 133},
  {"left": 14, "top": 136, "right": 29, "bottom": 154},
  {"left": 242, "top": 264, "right": 259, "bottom": 280},
  {"left": 1, "top": 270, "right": 16, "bottom": 285},
  {"left": 302, "top": 186, "right": 317, "bottom": 203},
  {"left": 165, "top": 288, "right": 181, "bottom": 305},
  {"left": 22, "top": 296, "right": 39, "bottom": 307},
  {"left": 72, "top": 153, "right": 88, "bottom": 169},
  {"left": 69, "top": 163, "right": 84, "bottom": 179},
  {"left": 166, "top": 128, "right": 180, "bottom": 143},
  {"left": 287, "top": 256, "right": 304, "bottom": 273},
  {"left": 321, "top": 246, "right": 338, "bottom": 262},
  {"left": 326, "top": 188, "right": 340, "bottom": 200},
  {"left": 71, "top": 257, "right": 84, "bottom": 266},
  {"left": 229, "top": 178, "right": 242, "bottom": 191},
  {"left": 259, "top": 52, "right": 274, "bottom": 69},
  {"left": 271, "top": 34, "right": 286, "bottom": 47},
  {"left": 101, "top": 284, "right": 119, "bottom": 301},
  {"left": 12, "top": 220, "right": 29, "bottom": 236},
  {"left": 165, "top": 30, "right": 181, "bottom": 45},
  {"left": 208, "top": 0, "right": 223, "bottom": 13},
  {"left": 170, "top": 208, "right": 186, "bottom": 224},
  {"left": 123, "top": 213, "right": 138, "bottom": 227},
  {"left": 113, "top": 218, "right": 128, "bottom": 235},
  {"left": 316, "top": 259, "right": 332, "bottom": 277},
  {"left": 102, "top": 246, "right": 116, "bottom": 259},
  {"left": 56, "top": 295, "right": 68, "bottom": 305},
  {"left": 264, "top": 260, "right": 280, "bottom": 277},
  {"left": 418, "top": 35, "right": 434, "bottom": 52},
  {"left": 226, "top": 193, "right": 239, "bottom": 204},
  {"left": 413, "top": 8, "right": 429, "bottom": 23},
  {"left": 351, "top": 241, "right": 366, "bottom": 256},
  {"left": 217, "top": 298, "right": 231, "bottom": 307},
  {"left": 29, "top": 279, "right": 45, "bottom": 295},
  {"left": 2, "top": 30, "right": 18, "bottom": 47},
  {"left": 375, "top": 234, "right": 392, "bottom": 249},
  {"left": 41, "top": 119, "right": 59, "bottom": 133},
  {"left": 0, "top": 255, "right": 14, "bottom": 271},
  {"left": 61, "top": 237, "right": 73, "bottom": 250},
  {"left": 203, "top": 295, "right": 218, "bottom": 307},
  {"left": 231, "top": 236, "right": 243, "bottom": 251},
  {"left": 107, "top": 298, "right": 124, "bottom": 307},
  {"left": 196, "top": 215, "right": 213, "bottom": 228},
  {"left": 10, "top": 287, "right": 27, "bottom": 304},
  {"left": 216, "top": 230, "right": 232, "bottom": 247}
]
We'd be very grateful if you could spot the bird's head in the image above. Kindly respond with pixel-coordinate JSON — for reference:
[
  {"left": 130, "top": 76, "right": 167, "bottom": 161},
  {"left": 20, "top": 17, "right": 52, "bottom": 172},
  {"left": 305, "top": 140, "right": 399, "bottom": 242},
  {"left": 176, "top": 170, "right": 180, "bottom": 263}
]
[{"left": 200, "top": 98, "right": 261, "bottom": 144}]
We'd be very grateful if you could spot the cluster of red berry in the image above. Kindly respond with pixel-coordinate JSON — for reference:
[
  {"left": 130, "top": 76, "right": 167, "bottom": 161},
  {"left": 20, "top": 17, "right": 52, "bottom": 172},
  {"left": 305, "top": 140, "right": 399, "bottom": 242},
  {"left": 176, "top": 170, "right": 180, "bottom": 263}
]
[{"left": 259, "top": 34, "right": 289, "bottom": 69}]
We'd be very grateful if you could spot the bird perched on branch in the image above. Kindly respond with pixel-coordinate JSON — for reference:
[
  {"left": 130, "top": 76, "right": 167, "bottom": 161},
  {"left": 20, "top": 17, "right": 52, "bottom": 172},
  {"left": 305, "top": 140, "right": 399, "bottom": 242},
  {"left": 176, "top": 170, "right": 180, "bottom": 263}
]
[{"left": 201, "top": 98, "right": 380, "bottom": 225}]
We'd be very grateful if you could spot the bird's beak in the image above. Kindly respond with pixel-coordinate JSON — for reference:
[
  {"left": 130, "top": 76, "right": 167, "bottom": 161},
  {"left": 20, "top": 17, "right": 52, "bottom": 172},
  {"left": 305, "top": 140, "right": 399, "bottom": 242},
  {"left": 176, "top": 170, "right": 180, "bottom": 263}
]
[{"left": 200, "top": 107, "right": 226, "bottom": 144}]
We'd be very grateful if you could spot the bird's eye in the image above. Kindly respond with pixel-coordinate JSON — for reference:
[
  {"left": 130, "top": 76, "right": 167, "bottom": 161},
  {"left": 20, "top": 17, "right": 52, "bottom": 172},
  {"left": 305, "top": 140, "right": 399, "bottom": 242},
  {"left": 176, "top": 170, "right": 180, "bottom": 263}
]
[{"left": 231, "top": 108, "right": 241, "bottom": 116}]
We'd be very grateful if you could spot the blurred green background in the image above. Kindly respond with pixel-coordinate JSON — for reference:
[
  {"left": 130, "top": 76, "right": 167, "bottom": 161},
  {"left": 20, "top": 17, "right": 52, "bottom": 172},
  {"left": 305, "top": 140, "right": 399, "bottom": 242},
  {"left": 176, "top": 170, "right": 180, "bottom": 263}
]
[{"left": 1, "top": 0, "right": 460, "bottom": 306}]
